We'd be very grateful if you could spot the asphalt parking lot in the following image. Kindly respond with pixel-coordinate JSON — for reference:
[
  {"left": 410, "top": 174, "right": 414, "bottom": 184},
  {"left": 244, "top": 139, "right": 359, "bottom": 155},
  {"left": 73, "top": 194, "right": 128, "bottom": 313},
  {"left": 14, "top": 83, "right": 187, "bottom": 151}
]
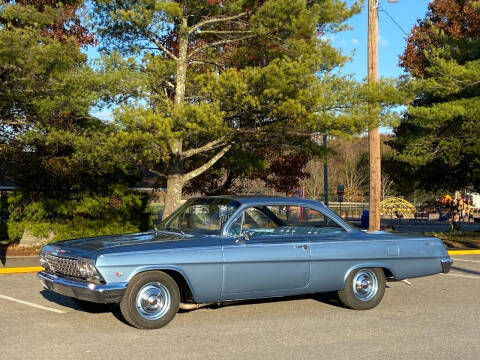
[{"left": 1, "top": 256, "right": 479, "bottom": 360}]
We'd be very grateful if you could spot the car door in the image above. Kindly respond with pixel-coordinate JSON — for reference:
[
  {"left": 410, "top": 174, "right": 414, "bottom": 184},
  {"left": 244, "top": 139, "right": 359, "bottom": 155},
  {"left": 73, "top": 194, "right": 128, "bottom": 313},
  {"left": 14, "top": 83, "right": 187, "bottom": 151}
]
[
  {"left": 305, "top": 209, "right": 360, "bottom": 292},
  {"left": 221, "top": 205, "right": 310, "bottom": 300}
]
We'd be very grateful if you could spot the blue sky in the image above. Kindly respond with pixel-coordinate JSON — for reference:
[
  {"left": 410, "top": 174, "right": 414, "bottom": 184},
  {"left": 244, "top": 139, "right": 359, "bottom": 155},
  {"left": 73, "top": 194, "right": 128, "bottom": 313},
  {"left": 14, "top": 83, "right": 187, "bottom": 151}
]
[{"left": 336, "top": 0, "right": 430, "bottom": 80}]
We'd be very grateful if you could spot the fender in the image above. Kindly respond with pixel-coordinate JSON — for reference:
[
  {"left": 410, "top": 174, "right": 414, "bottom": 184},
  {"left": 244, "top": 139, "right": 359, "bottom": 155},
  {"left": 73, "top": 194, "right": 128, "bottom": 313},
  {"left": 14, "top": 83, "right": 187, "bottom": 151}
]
[
  {"left": 344, "top": 263, "right": 398, "bottom": 283},
  {"left": 128, "top": 265, "right": 198, "bottom": 301}
]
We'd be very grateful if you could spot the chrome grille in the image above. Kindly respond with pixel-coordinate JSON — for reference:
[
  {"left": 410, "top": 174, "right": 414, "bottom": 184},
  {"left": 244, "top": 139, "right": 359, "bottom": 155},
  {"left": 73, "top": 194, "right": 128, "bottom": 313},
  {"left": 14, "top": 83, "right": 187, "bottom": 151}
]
[{"left": 45, "top": 254, "right": 82, "bottom": 278}]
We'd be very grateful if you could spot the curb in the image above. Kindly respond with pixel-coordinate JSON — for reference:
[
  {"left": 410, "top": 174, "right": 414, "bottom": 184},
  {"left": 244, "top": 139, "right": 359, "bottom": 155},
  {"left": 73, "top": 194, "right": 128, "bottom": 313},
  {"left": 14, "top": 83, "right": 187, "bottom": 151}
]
[
  {"left": 447, "top": 249, "right": 480, "bottom": 255},
  {"left": 0, "top": 266, "right": 44, "bottom": 274},
  {"left": 0, "top": 249, "right": 479, "bottom": 274}
]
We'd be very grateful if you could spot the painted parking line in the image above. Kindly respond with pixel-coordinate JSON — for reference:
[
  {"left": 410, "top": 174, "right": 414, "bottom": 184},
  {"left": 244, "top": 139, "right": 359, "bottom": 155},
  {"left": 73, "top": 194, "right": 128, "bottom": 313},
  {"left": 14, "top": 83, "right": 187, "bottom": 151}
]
[
  {"left": 0, "top": 294, "right": 67, "bottom": 314},
  {"left": 451, "top": 258, "right": 480, "bottom": 263},
  {"left": 0, "top": 266, "right": 44, "bottom": 274},
  {"left": 444, "top": 273, "right": 480, "bottom": 280}
]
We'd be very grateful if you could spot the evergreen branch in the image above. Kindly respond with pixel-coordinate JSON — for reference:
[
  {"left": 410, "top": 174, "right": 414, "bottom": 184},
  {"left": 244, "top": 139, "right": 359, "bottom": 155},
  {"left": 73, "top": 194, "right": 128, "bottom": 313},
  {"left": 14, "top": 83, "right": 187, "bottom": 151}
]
[
  {"left": 182, "top": 137, "right": 227, "bottom": 158},
  {"left": 189, "top": 12, "right": 248, "bottom": 34},
  {"left": 141, "top": 30, "right": 178, "bottom": 60},
  {"left": 149, "top": 169, "right": 168, "bottom": 179},
  {"left": 196, "top": 30, "right": 253, "bottom": 35},
  {"left": 182, "top": 144, "right": 232, "bottom": 182},
  {"left": 0, "top": 120, "right": 29, "bottom": 125},
  {"left": 237, "top": 128, "right": 315, "bottom": 137},
  {"left": 189, "top": 59, "right": 229, "bottom": 67},
  {"left": 189, "top": 35, "right": 256, "bottom": 58}
]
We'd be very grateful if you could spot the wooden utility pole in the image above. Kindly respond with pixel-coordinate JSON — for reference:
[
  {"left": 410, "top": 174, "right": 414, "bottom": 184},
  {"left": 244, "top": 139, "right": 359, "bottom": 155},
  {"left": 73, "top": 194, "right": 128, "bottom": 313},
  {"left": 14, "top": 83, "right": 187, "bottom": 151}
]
[
  {"left": 323, "top": 135, "right": 329, "bottom": 206},
  {"left": 368, "top": 0, "right": 381, "bottom": 231}
]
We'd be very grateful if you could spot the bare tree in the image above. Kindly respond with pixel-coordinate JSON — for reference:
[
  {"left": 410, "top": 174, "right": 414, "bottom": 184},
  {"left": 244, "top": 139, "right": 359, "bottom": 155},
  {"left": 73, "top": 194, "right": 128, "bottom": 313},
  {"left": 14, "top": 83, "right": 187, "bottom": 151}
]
[
  {"left": 381, "top": 173, "right": 395, "bottom": 200},
  {"left": 301, "top": 160, "right": 324, "bottom": 199}
]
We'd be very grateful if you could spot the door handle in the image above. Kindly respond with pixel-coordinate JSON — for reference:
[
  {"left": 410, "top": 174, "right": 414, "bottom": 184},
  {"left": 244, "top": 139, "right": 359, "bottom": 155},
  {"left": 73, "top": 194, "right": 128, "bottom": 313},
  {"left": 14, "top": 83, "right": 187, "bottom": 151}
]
[{"left": 294, "top": 244, "right": 308, "bottom": 250}]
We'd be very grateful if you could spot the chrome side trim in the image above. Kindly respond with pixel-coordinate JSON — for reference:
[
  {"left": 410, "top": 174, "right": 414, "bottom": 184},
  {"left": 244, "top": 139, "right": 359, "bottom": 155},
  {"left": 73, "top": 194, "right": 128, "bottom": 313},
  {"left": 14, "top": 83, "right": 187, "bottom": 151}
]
[{"left": 441, "top": 258, "right": 453, "bottom": 274}]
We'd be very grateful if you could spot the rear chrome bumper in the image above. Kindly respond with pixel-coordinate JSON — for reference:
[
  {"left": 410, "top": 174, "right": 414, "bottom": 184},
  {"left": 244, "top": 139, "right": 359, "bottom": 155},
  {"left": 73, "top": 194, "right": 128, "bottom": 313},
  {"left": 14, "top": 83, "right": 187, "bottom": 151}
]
[
  {"left": 441, "top": 258, "right": 453, "bottom": 274},
  {"left": 38, "top": 271, "right": 127, "bottom": 303}
]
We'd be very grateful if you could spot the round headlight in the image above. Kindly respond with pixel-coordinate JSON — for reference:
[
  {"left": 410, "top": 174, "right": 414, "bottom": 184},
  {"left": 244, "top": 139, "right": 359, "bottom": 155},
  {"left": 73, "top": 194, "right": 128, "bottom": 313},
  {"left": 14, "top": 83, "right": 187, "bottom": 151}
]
[
  {"left": 39, "top": 252, "right": 49, "bottom": 269},
  {"left": 77, "top": 258, "right": 98, "bottom": 279},
  {"left": 78, "top": 260, "right": 88, "bottom": 277},
  {"left": 86, "top": 263, "right": 96, "bottom": 277}
]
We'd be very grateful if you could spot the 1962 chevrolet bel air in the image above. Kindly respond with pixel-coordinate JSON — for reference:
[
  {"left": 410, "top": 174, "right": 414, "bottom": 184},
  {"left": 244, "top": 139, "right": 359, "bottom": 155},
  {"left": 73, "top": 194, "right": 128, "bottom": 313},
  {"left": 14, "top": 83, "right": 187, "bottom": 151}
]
[{"left": 38, "top": 196, "right": 452, "bottom": 329}]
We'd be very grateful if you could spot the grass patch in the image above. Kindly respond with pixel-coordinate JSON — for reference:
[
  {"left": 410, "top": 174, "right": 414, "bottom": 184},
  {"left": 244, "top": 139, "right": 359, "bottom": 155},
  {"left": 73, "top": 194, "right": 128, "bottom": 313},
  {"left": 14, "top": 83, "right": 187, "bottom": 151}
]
[{"left": 427, "top": 230, "right": 480, "bottom": 249}]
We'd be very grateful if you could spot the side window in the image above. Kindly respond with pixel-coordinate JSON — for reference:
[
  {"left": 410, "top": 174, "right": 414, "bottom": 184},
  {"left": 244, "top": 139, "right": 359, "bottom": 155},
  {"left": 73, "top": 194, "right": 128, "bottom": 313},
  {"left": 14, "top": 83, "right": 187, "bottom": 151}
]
[
  {"left": 227, "top": 207, "right": 279, "bottom": 237},
  {"left": 243, "top": 208, "right": 278, "bottom": 230},
  {"left": 229, "top": 214, "right": 243, "bottom": 237},
  {"left": 267, "top": 205, "right": 345, "bottom": 233},
  {"left": 227, "top": 204, "right": 345, "bottom": 237}
]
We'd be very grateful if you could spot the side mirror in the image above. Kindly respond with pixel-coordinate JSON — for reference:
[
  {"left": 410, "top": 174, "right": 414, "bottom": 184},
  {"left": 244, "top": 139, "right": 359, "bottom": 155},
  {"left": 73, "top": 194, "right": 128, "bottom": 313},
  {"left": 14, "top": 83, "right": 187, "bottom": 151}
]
[{"left": 235, "top": 231, "right": 252, "bottom": 243}]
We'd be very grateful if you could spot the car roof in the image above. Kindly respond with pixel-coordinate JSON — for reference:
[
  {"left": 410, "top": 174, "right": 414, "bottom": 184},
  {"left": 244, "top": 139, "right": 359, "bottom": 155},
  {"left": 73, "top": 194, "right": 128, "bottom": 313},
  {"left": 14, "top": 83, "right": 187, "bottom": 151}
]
[
  {"left": 197, "top": 195, "right": 328, "bottom": 208},
  {"left": 190, "top": 195, "right": 353, "bottom": 231}
]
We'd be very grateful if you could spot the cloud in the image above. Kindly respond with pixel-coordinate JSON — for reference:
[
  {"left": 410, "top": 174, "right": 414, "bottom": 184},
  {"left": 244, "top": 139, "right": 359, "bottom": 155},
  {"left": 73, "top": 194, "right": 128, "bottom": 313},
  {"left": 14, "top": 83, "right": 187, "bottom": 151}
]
[
  {"left": 379, "top": 35, "right": 388, "bottom": 46},
  {"left": 319, "top": 34, "right": 335, "bottom": 42},
  {"left": 351, "top": 38, "right": 359, "bottom": 45}
]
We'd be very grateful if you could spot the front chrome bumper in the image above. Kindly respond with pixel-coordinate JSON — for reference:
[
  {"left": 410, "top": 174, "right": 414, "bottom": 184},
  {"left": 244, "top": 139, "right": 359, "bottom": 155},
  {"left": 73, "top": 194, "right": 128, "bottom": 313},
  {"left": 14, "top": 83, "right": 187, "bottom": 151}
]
[
  {"left": 441, "top": 258, "right": 453, "bottom": 274},
  {"left": 38, "top": 271, "right": 127, "bottom": 303}
]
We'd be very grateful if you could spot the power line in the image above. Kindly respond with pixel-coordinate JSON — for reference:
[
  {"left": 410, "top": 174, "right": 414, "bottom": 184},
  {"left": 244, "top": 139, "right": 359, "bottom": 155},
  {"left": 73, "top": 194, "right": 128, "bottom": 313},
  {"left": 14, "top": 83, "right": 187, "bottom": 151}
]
[{"left": 378, "top": 4, "right": 409, "bottom": 37}]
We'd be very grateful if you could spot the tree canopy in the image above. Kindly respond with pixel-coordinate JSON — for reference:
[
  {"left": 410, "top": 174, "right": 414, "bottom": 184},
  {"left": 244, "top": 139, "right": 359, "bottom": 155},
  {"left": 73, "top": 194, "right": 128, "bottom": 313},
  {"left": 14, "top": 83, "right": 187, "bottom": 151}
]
[
  {"left": 91, "top": 0, "right": 404, "bottom": 215},
  {"left": 0, "top": 2, "right": 153, "bottom": 242},
  {"left": 389, "top": 0, "right": 480, "bottom": 193},
  {"left": 0, "top": 3, "right": 136, "bottom": 194}
]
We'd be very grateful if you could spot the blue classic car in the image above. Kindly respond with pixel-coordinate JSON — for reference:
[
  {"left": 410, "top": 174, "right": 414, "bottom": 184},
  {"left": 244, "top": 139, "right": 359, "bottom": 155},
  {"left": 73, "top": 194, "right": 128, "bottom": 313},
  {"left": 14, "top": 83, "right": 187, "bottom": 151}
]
[{"left": 38, "top": 196, "right": 452, "bottom": 329}]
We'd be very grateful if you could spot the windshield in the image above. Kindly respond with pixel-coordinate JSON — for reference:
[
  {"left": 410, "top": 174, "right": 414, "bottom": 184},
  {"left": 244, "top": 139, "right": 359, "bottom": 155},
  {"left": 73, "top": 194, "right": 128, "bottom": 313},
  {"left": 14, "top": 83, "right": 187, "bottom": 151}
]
[{"left": 159, "top": 198, "right": 241, "bottom": 235}]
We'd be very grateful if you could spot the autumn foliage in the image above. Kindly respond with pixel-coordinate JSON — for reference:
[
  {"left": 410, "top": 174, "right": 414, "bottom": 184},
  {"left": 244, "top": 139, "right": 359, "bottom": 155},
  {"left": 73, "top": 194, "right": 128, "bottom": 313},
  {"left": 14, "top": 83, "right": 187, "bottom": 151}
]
[
  {"left": 400, "top": 0, "right": 480, "bottom": 77},
  {"left": 4, "top": 0, "right": 95, "bottom": 46},
  {"left": 389, "top": 0, "right": 480, "bottom": 194}
]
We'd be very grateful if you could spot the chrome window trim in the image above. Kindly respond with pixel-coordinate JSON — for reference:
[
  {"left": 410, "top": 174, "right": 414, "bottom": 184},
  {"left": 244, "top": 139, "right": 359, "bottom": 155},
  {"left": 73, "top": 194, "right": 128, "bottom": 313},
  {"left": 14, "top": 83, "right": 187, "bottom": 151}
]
[{"left": 222, "top": 202, "right": 351, "bottom": 237}]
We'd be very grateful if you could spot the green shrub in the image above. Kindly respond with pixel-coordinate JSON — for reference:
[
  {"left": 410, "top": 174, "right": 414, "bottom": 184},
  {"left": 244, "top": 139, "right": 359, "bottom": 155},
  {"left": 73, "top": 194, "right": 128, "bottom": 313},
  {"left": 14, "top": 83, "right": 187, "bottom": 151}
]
[{"left": 4, "top": 187, "right": 152, "bottom": 243}]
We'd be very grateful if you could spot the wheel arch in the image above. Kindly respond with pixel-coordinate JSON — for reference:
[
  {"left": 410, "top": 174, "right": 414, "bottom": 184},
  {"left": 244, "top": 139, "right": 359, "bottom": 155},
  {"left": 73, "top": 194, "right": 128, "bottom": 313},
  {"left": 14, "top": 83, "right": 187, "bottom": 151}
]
[
  {"left": 344, "top": 263, "right": 397, "bottom": 284},
  {"left": 128, "top": 266, "right": 197, "bottom": 303}
]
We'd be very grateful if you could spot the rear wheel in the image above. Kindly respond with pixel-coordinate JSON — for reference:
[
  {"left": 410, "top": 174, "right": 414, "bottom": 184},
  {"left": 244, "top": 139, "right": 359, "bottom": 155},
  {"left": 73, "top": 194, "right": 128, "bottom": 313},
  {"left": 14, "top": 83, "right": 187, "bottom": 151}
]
[
  {"left": 120, "top": 271, "right": 180, "bottom": 329},
  {"left": 337, "top": 268, "right": 385, "bottom": 310}
]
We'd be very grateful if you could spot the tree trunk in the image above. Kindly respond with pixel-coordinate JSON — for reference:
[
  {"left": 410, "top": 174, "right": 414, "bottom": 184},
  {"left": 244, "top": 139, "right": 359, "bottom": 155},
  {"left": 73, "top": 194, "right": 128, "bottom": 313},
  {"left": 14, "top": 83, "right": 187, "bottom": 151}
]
[
  {"left": 164, "top": 138, "right": 184, "bottom": 217},
  {"left": 174, "top": 17, "right": 188, "bottom": 105},
  {"left": 163, "top": 174, "right": 184, "bottom": 218},
  {"left": 162, "top": 18, "right": 233, "bottom": 218},
  {"left": 163, "top": 18, "right": 189, "bottom": 218}
]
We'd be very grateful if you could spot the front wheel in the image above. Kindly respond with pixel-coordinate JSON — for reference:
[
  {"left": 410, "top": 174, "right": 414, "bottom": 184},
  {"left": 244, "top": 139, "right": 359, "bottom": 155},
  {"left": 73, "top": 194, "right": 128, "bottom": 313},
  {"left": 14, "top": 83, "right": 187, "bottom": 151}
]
[
  {"left": 120, "top": 271, "right": 180, "bottom": 329},
  {"left": 337, "top": 268, "right": 385, "bottom": 310}
]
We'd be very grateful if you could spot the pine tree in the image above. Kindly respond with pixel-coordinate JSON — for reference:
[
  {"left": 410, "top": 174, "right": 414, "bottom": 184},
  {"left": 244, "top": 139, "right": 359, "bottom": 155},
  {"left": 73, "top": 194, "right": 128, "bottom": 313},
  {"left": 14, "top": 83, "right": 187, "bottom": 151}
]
[
  {"left": 0, "top": 3, "right": 134, "bottom": 193},
  {"left": 92, "top": 0, "right": 370, "bottom": 216},
  {"left": 390, "top": 0, "right": 480, "bottom": 192},
  {"left": 0, "top": 3, "right": 152, "bottom": 241}
]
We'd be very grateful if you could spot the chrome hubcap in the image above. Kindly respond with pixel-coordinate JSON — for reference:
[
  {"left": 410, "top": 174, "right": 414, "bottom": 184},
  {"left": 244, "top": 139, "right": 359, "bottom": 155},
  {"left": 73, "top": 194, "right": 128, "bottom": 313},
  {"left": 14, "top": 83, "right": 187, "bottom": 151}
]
[
  {"left": 136, "top": 282, "right": 171, "bottom": 320},
  {"left": 352, "top": 269, "right": 378, "bottom": 302}
]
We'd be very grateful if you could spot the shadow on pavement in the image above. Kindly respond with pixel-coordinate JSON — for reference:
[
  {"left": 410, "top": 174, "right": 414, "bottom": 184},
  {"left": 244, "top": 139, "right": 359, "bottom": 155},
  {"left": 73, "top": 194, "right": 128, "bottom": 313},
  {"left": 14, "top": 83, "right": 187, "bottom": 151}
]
[
  {"left": 187, "top": 292, "right": 350, "bottom": 311},
  {"left": 40, "top": 289, "right": 118, "bottom": 313},
  {"left": 451, "top": 266, "right": 480, "bottom": 276}
]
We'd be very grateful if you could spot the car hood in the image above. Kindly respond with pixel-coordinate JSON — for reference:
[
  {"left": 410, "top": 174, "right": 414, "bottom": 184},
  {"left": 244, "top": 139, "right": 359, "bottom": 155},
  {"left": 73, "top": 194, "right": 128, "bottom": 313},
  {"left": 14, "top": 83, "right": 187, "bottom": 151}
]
[{"left": 53, "top": 231, "right": 190, "bottom": 252}]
